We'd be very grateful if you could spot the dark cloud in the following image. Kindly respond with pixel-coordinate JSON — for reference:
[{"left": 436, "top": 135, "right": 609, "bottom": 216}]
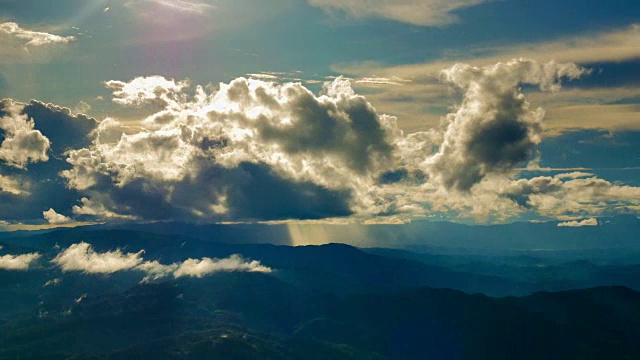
[
  {"left": 223, "top": 162, "right": 352, "bottom": 221},
  {"left": 377, "top": 168, "right": 426, "bottom": 185},
  {"left": 70, "top": 159, "right": 353, "bottom": 222},
  {"left": 0, "top": 99, "right": 96, "bottom": 222},
  {"left": 22, "top": 100, "right": 97, "bottom": 153},
  {"left": 256, "top": 81, "right": 393, "bottom": 173}
]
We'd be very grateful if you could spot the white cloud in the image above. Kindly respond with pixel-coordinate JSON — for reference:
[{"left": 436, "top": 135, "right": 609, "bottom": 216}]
[
  {"left": 139, "top": 255, "right": 273, "bottom": 281},
  {"left": 172, "top": 254, "right": 272, "bottom": 278},
  {"left": 0, "top": 22, "right": 75, "bottom": 48},
  {"left": 136, "top": 260, "right": 178, "bottom": 281},
  {"left": 43, "top": 208, "right": 72, "bottom": 225},
  {"left": 558, "top": 218, "right": 598, "bottom": 227},
  {"left": 0, "top": 100, "right": 51, "bottom": 168},
  {"left": 52, "top": 242, "right": 144, "bottom": 274},
  {"left": 104, "top": 76, "right": 190, "bottom": 108},
  {"left": 408, "top": 172, "right": 640, "bottom": 223},
  {"left": 72, "top": 197, "right": 138, "bottom": 220},
  {"left": 55, "top": 59, "right": 640, "bottom": 223},
  {"left": 0, "top": 253, "right": 40, "bottom": 271},
  {"left": 63, "top": 75, "right": 399, "bottom": 221},
  {"left": 308, "top": 0, "right": 488, "bottom": 26}
]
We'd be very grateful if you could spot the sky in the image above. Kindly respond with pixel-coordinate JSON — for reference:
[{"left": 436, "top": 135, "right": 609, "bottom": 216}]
[{"left": 0, "top": 0, "right": 638, "bottom": 230}]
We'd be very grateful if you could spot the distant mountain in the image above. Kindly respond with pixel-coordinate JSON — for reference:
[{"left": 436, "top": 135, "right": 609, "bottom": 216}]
[
  {"left": 2, "top": 215, "right": 639, "bottom": 254},
  {"left": 3, "top": 228, "right": 640, "bottom": 300},
  {"left": 1, "top": 273, "right": 638, "bottom": 359},
  {"left": 2, "top": 227, "right": 640, "bottom": 358}
]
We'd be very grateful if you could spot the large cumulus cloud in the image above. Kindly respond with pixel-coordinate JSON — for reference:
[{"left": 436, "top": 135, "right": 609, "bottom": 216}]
[
  {"left": 427, "top": 59, "right": 587, "bottom": 191},
  {"left": 63, "top": 76, "right": 399, "bottom": 221}
]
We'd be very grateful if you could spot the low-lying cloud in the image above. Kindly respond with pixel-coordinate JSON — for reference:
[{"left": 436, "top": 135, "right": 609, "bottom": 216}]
[
  {"left": 52, "top": 242, "right": 144, "bottom": 274},
  {"left": 52, "top": 243, "right": 272, "bottom": 279},
  {"left": 0, "top": 252, "right": 40, "bottom": 270},
  {"left": 558, "top": 218, "right": 598, "bottom": 227},
  {"left": 173, "top": 255, "right": 272, "bottom": 278}
]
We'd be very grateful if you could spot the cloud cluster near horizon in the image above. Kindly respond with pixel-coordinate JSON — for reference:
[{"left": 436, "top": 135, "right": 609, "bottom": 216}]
[{"left": 1, "top": 58, "right": 639, "bottom": 225}]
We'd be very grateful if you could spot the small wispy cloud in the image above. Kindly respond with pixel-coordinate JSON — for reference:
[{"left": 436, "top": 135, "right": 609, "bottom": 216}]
[
  {"left": 308, "top": 0, "right": 488, "bottom": 27},
  {"left": 0, "top": 22, "right": 75, "bottom": 48},
  {"left": 355, "top": 76, "right": 411, "bottom": 86}
]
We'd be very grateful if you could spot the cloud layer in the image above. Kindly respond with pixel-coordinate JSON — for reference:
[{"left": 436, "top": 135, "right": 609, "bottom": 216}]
[
  {"left": 308, "top": 0, "right": 487, "bottom": 26},
  {"left": 334, "top": 25, "right": 640, "bottom": 133}
]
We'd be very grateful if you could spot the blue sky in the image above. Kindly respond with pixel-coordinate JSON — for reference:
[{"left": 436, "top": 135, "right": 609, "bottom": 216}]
[{"left": 0, "top": 0, "right": 638, "bottom": 229}]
